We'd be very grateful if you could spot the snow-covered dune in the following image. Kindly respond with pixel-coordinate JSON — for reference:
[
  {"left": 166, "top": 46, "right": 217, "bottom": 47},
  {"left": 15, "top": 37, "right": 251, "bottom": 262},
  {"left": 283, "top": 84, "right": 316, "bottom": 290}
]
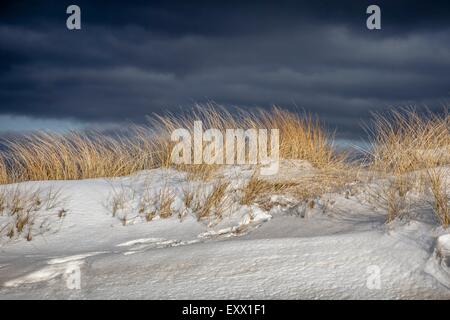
[{"left": 0, "top": 164, "right": 449, "bottom": 299}]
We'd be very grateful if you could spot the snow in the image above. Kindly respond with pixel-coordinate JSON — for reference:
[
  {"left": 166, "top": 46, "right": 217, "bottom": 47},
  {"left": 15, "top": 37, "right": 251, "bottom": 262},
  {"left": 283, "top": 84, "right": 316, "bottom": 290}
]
[
  {"left": 116, "top": 238, "right": 168, "bottom": 247},
  {"left": 0, "top": 164, "right": 449, "bottom": 299},
  {"left": 424, "top": 234, "right": 450, "bottom": 289},
  {"left": 4, "top": 252, "right": 106, "bottom": 288}
]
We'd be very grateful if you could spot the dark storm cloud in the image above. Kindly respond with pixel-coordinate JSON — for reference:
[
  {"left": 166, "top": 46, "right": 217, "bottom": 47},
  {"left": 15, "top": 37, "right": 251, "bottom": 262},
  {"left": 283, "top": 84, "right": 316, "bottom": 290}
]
[{"left": 0, "top": 0, "right": 450, "bottom": 137}]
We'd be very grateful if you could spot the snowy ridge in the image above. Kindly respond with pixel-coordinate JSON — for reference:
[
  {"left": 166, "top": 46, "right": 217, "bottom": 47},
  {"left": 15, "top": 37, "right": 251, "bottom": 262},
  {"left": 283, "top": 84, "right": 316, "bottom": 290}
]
[{"left": 0, "top": 164, "right": 449, "bottom": 299}]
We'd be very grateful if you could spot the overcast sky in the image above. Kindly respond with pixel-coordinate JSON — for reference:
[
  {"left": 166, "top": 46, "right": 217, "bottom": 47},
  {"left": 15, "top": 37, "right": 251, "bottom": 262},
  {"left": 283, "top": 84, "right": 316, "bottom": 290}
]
[{"left": 1, "top": 0, "right": 450, "bottom": 138}]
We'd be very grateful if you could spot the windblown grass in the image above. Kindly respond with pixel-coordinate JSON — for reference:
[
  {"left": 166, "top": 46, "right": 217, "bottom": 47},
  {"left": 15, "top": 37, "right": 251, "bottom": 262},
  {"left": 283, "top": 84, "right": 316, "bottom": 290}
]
[
  {"left": 0, "top": 129, "right": 158, "bottom": 183},
  {"left": 0, "top": 104, "right": 343, "bottom": 184},
  {"left": 196, "top": 180, "right": 231, "bottom": 221},
  {"left": 0, "top": 154, "right": 8, "bottom": 185},
  {"left": 257, "top": 107, "right": 343, "bottom": 169},
  {"left": 240, "top": 172, "right": 294, "bottom": 206},
  {"left": 368, "top": 108, "right": 449, "bottom": 175},
  {"left": 366, "top": 108, "right": 450, "bottom": 226},
  {"left": 426, "top": 168, "right": 449, "bottom": 228},
  {"left": 0, "top": 186, "right": 66, "bottom": 241},
  {"left": 149, "top": 104, "right": 344, "bottom": 180}
]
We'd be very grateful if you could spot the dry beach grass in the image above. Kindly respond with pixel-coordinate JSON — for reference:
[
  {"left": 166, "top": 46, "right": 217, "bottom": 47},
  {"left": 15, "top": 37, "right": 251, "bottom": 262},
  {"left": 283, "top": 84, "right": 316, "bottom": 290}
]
[
  {"left": 369, "top": 109, "right": 449, "bottom": 174},
  {"left": 0, "top": 105, "right": 341, "bottom": 183},
  {"left": 0, "top": 105, "right": 449, "bottom": 228},
  {"left": 0, "top": 185, "right": 66, "bottom": 241},
  {"left": 366, "top": 108, "right": 450, "bottom": 224}
]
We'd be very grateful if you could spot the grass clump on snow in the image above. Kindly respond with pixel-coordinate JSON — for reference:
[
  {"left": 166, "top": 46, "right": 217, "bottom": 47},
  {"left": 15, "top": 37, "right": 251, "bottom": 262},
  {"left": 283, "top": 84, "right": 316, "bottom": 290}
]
[
  {"left": 0, "top": 154, "right": 8, "bottom": 185},
  {"left": 366, "top": 108, "right": 450, "bottom": 225},
  {"left": 0, "top": 186, "right": 66, "bottom": 241},
  {"left": 368, "top": 108, "right": 449, "bottom": 175},
  {"left": 1, "top": 105, "right": 449, "bottom": 229},
  {"left": 426, "top": 168, "right": 449, "bottom": 228},
  {"left": 0, "top": 104, "right": 343, "bottom": 184}
]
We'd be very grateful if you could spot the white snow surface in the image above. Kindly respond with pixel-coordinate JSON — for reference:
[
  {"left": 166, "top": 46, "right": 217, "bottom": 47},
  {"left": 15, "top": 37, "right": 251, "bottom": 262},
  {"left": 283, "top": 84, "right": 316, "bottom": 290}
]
[{"left": 0, "top": 164, "right": 449, "bottom": 299}]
